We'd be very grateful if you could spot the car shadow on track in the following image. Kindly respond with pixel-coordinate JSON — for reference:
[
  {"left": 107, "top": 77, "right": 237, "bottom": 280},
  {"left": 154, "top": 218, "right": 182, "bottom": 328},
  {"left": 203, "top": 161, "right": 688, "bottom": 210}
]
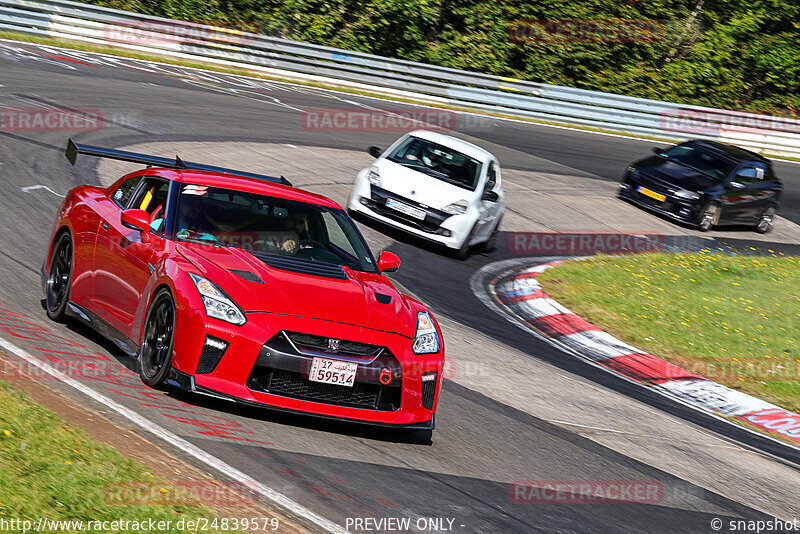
[{"left": 167, "top": 389, "right": 435, "bottom": 445}]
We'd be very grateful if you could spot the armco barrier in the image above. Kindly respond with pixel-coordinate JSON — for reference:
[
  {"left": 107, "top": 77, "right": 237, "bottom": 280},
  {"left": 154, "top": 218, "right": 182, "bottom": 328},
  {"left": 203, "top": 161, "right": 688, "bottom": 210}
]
[{"left": 1, "top": 0, "right": 799, "bottom": 157}]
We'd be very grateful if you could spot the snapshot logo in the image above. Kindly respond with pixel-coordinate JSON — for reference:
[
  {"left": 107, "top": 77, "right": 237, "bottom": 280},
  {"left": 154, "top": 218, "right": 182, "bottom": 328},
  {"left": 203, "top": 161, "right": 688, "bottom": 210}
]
[
  {"left": 0, "top": 108, "right": 102, "bottom": 133},
  {"left": 105, "top": 481, "right": 259, "bottom": 506},
  {"left": 509, "top": 231, "right": 664, "bottom": 255},
  {"left": 301, "top": 107, "right": 456, "bottom": 133},
  {"left": 510, "top": 480, "right": 663, "bottom": 504},
  {"left": 509, "top": 19, "right": 664, "bottom": 44},
  {"left": 103, "top": 20, "right": 257, "bottom": 46},
  {"left": 660, "top": 108, "right": 800, "bottom": 136}
]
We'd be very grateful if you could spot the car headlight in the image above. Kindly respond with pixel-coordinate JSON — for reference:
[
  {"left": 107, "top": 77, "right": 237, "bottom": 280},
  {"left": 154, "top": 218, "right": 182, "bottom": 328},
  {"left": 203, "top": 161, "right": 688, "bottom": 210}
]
[
  {"left": 626, "top": 166, "right": 640, "bottom": 179},
  {"left": 367, "top": 166, "right": 381, "bottom": 186},
  {"left": 442, "top": 199, "right": 469, "bottom": 215},
  {"left": 674, "top": 189, "right": 700, "bottom": 200},
  {"left": 189, "top": 273, "right": 246, "bottom": 325},
  {"left": 412, "top": 311, "right": 439, "bottom": 354}
]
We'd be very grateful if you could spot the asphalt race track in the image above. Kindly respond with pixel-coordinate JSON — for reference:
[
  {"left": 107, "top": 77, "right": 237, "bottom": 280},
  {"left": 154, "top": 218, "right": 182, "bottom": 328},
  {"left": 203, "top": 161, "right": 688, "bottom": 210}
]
[{"left": 1, "top": 40, "right": 800, "bottom": 533}]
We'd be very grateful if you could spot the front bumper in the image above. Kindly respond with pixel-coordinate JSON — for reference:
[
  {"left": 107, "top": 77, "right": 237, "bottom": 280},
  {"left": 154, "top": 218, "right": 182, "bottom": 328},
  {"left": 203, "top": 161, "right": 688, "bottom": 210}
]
[
  {"left": 170, "top": 307, "right": 443, "bottom": 428},
  {"left": 348, "top": 183, "right": 473, "bottom": 249},
  {"left": 618, "top": 180, "right": 702, "bottom": 225}
]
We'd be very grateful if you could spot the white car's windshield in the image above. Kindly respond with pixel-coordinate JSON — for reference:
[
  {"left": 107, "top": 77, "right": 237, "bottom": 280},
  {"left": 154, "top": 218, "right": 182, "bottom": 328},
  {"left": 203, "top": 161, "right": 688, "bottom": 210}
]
[
  {"left": 386, "top": 136, "right": 483, "bottom": 191},
  {"left": 173, "top": 185, "right": 377, "bottom": 273}
]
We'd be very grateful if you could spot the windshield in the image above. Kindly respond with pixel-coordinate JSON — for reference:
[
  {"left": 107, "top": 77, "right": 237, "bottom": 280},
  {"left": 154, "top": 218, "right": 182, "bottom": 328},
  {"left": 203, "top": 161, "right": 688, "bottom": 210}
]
[
  {"left": 386, "top": 136, "right": 483, "bottom": 190},
  {"left": 174, "top": 185, "right": 376, "bottom": 273},
  {"left": 659, "top": 144, "right": 735, "bottom": 181}
]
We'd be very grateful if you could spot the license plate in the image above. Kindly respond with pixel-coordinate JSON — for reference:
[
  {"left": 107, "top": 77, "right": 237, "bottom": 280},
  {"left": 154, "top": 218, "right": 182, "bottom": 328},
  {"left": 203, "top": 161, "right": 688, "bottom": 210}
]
[
  {"left": 386, "top": 198, "right": 426, "bottom": 220},
  {"left": 308, "top": 357, "right": 358, "bottom": 387},
  {"left": 637, "top": 186, "right": 666, "bottom": 202}
]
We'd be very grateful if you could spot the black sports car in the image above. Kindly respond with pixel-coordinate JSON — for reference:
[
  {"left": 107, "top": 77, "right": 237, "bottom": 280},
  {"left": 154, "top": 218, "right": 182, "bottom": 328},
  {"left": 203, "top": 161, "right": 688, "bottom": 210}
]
[{"left": 618, "top": 140, "right": 782, "bottom": 233}]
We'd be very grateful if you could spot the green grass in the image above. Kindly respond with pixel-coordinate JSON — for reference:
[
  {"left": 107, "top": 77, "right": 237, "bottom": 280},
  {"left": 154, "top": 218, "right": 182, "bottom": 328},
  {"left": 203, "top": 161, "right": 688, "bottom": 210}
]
[
  {"left": 0, "top": 380, "right": 238, "bottom": 533},
  {"left": 538, "top": 253, "right": 800, "bottom": 412}
]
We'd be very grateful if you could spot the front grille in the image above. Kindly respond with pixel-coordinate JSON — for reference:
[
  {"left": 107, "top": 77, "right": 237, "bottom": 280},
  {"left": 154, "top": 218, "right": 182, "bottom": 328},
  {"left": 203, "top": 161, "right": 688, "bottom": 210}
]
[
  {"left": 248, "top": 251, "right": 348, "bottom": 280},
  {"left": 285, "top": 331, "right": 383, "bottom": 358},
  {"left": 197, "top": 336, "right": 228, "bottom": 374},
  {"left": 421, "top": 374, "right": 437, "bottom": 410},
  {"left": 267, "top": 369, "right": 381, "bottom": 409}
]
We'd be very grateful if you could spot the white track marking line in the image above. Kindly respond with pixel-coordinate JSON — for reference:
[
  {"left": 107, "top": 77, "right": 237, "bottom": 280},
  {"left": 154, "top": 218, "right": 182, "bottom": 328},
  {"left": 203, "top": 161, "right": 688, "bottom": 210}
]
[
  {"left": 21, "top": 185, "right": 65, "bottom": 197},
  {"left": 546, "top": 420, "right": 628, "bottom": 434},
  {"left": 0, "top": 335, "right": 346, "bottom": 534}
]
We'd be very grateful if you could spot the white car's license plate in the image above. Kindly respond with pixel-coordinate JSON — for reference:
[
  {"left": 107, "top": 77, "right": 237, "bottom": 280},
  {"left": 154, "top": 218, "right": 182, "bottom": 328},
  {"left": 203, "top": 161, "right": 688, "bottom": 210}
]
[
  {"left": 308, "top": 357, "right": 358, "bottom": 387},
  {"left": 385, "top": 198, "right": 426, "bottom": 220}
]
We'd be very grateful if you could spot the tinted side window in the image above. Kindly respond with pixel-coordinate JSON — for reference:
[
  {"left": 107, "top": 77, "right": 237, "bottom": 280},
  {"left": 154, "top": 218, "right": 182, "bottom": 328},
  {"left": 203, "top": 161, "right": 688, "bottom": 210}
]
[
  {"left": 735, "top": 167, "right": 760, "bottom": 184},
  {"left": 111, "top": 176, "right": 143, "bottom": 208}
]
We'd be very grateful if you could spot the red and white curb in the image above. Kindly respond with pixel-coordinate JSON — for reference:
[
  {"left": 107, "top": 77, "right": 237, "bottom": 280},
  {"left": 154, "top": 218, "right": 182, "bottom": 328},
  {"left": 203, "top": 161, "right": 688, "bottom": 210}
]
[{"left": 474, "top": 258, "right": 800, "bottom": 448}]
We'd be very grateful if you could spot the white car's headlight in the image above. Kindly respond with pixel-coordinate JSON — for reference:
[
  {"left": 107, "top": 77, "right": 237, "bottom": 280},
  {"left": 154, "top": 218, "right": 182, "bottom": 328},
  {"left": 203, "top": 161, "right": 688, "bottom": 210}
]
[
  {"left": 189, "top": 273, "right": 246, "bottom": 325},
  {"left": 674, "top": 189, "right": 700, "bottom": 200},
  {"left": 367, "top": 166, "right": 381, "bottom": 186},
  {"left": 412, "top": 311, "right": 439, "bottom": 354},
  {"left": 442, "top": 199, "right": 469, "bottom": 215}
]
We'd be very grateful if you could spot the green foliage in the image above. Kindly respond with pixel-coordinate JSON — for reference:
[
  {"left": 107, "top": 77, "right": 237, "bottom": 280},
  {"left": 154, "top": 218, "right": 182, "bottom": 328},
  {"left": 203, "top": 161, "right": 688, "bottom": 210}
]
[{"left": 86, "top": 0, "right": 800, "bottom": 114}]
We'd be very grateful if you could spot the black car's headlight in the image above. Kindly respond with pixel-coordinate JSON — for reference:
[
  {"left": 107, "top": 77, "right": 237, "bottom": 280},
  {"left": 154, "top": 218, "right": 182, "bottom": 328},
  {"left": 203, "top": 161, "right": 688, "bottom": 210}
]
[
  {"left": 189, "top": 273, "right": 246, "bottom": 325},
  {"left": 412, "top": 311, "right": 439, "bottom": 354}
]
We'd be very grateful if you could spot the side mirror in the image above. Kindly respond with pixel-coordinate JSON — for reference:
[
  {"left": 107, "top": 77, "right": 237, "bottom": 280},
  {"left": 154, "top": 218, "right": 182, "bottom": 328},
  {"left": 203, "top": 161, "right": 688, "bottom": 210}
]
[
  {"left": 368, "top": 146, "right": 382, "bottom": 159},
  {"left": 377, "top": 250, "right": 400, "bottom": 273},
  {"left": 121, "top": 209, "right": 152, "bottom": 242},
  {"left": 652, "top": 147, "right": 664, "bottom": 155},
  {"left": 482, "top": 190, "right": 499, "bottom": 202}
]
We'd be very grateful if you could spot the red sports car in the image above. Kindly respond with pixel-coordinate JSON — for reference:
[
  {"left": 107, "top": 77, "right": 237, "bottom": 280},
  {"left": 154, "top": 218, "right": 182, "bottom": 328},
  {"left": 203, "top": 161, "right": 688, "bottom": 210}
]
[{"left": 42, "top": 140, "right": 444, "bottom": 430}]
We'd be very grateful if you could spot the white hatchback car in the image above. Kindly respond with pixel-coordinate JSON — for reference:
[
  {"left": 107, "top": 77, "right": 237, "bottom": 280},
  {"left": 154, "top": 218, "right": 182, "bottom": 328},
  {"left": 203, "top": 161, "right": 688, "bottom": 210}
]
[{"left": 348, "top": 130, "right": 504, "bottom": 259}]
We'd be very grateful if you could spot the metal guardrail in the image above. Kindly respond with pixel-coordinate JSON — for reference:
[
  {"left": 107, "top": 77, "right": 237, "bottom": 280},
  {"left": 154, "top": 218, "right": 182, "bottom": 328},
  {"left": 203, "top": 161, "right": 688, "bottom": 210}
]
[{"left": 2, "top": 0, "right": 799, "bottom": 158}]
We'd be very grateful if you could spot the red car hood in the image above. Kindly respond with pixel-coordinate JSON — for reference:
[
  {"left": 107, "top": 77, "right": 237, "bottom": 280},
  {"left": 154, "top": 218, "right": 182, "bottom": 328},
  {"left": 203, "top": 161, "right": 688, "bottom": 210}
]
[{"left": 177, "top": 243, "right": 417, "bottom": 337}]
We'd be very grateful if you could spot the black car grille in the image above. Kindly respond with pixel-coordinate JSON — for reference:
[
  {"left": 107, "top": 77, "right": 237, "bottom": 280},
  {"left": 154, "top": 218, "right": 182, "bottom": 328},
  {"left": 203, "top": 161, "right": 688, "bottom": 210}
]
[
  {"left": 247, "top": 332, "right": 403, "bottom": 411},
  {"left": 267, "top": 369, "right": 381, "bottom": 409},
  {"left": 367, "top": 186, "right": 451, "bottom": 234},
  {"left": 284, "top": 331, "right": 383, "bottom": 359},
  {"left": 248, "top": 251, "right": 348, "bottom": 280}
]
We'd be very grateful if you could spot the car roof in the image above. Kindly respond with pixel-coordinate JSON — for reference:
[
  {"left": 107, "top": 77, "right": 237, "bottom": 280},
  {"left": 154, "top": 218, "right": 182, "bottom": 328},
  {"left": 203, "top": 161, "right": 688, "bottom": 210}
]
[
  {"left": 407, "top": 130, "right": 495, "bottom": 162},
  {"left": 134, "top": 168, "right": 341, "bottom": 208},
  {"left": 688, "top": 140, "right": 769, "bottom": 164}
]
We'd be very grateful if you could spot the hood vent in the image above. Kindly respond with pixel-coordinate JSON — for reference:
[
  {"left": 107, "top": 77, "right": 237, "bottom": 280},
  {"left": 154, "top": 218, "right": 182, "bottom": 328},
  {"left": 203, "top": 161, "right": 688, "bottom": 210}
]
[
  {"left": 374, "top": 293, "right": 392, "bottom": 304},
  {"left": 248, "top": 251, "right": 348, "bottom": 280},
  {"left": 230, "top": 269, "right": 263, "bottom": 283}
]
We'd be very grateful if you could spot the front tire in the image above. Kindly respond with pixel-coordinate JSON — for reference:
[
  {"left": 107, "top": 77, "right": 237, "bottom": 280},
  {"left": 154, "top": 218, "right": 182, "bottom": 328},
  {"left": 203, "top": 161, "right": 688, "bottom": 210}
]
[
  {"left": 756, "top": 206, "right": 775, "bottom": 234},
  {"left": 697, "top": 202, "right": 720, "bottom": 232},
  {"left": 454, "top": 226, "right": 475, "bottom": 260},
  {"left": 45, "top": 232, "right": 73, "bottom": 322},
  {"left": 139, "top": 288, "right": 176, "bottom": 389}
]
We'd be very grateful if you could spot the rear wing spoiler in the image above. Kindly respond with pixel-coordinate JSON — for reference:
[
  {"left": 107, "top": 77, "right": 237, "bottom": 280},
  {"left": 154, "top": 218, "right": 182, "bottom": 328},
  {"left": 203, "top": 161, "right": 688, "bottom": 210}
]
[{"left": 65, "top": 138, "right": 292, "bottom": 186}]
